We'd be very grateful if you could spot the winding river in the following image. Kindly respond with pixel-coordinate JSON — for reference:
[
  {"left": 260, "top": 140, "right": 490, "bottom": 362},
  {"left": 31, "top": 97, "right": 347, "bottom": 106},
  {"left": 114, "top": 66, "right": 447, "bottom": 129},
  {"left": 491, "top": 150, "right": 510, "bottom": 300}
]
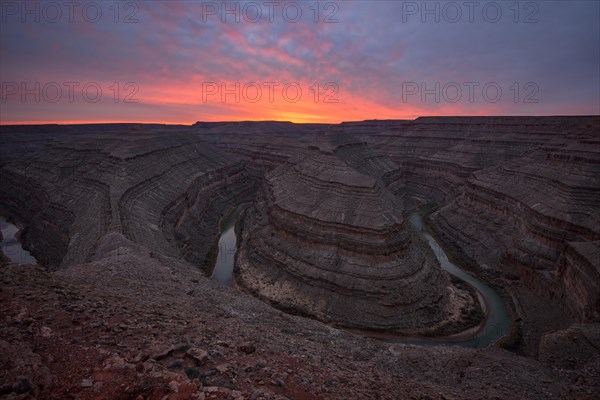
[
  {"left": 210, "top": 209, "right": 511, "bottom": 348},
  {"left": 0, "top": 216, "right": 37, "bottom": 265},
  {"left": 402, "top": 212, "right": 511, "bottom": 348}
]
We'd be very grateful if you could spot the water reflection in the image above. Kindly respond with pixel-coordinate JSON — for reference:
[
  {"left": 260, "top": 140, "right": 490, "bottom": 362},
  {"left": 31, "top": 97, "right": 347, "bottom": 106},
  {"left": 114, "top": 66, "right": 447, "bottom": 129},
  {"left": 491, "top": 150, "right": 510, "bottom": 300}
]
[
  {"left": 211, "top": 224, "right": 237, "bottom": 286},
  {"left": 0, "top": 216, "right": 37, "bottom": 265},
  {"left": 211, "top": 207, "right": 242, "bottom": 286}
]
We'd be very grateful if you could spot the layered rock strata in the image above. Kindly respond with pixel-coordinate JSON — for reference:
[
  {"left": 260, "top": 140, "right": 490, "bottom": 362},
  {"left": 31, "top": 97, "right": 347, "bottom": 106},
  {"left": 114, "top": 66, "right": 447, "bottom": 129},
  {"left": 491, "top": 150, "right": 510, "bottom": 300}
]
[
  {"left": 0, "top": 126, "right": 257, "bottom": 272},
  {"left": 330, "top": 133, "right": 405, "bottom": 196},
  {"left": 339, "top": 117, "right": 599, "bottom": 326},
  {"left": 194, "top": 117, "right": 599, "bottom": 349},
  {"left": 430, "top": 122, "right": 600, "bottom": 322},
  {"left": 2, "top": 117, "right": 598, "bottom": 351},
  {"left": 236, "top": 145, "right": 469, "bottom": 333},
  {"left": 192, "top": 121, "right": 321, "bottom": 172}
]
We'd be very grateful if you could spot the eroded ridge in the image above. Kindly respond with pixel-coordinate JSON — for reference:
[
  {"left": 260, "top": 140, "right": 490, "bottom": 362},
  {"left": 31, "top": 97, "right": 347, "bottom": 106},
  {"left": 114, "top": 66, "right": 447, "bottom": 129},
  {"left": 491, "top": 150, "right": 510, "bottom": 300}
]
[
  {"left": 237, "top": 144, "right": 475, "bottom": 334},
  {"left": 0, "top": 127, "right": 257, "bottom": 271}
]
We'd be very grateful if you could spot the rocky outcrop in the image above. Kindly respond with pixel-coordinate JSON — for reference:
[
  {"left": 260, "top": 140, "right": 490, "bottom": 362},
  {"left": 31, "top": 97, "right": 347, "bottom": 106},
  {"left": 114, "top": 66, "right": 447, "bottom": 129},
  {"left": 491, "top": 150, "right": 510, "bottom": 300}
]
[
  {"left": 236, "top": 143, "right": 475, "bottom": 334},
  {"left": 3, "top": 256, "right": 597, "bottom": 400}
]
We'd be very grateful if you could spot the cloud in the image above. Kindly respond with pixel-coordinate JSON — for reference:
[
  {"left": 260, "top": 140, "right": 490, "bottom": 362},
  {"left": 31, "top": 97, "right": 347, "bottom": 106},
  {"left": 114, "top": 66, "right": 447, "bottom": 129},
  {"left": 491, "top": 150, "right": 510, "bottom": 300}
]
[{"left": 1, "top": 0, "right": 598, "bottom": 124}]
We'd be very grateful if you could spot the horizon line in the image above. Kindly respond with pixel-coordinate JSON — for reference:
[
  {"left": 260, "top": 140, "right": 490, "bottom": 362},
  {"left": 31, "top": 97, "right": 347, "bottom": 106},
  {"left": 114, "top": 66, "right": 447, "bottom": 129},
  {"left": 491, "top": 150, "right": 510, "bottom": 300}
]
[{"left": 1, "top": 114, "right": 599, "bottom": 127}]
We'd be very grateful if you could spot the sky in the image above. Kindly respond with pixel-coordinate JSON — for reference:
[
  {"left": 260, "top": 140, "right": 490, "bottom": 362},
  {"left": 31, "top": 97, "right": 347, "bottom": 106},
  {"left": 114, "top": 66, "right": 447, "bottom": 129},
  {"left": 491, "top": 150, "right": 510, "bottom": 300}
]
[{"left": 0, "top": 0, "right": 599, "bottom": 124}]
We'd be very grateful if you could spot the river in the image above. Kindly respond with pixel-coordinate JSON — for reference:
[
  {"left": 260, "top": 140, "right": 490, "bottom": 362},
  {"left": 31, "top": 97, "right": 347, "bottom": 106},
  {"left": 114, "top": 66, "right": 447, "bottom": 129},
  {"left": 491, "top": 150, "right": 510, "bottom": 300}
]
[
  {"left": 0, "top": 216, "right": 37, "bottom": 265},
  {"left": 210, "top": 207, "right": 243, "bottom": 286},
  {"left": 209, "top": 209, "right": 511, "bottom": 348},
  {"left": 403, "top": 212, "right": 511, "bottom": 348}
]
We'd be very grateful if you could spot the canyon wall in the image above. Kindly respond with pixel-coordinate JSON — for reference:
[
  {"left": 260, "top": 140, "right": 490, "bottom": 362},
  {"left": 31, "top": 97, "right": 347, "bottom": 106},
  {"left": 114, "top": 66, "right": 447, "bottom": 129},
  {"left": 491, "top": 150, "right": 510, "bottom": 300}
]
[
  {"left": 192, "top": 116, "right": 599, "bottom": 330},
  {"left": 0, "top": 125, "right": 257, "bottom": 271},
  {"left": 235, "top": 140, "right": 479, "bottom": 334},
  {"left": 2, "top": 117, "right": 598, "bottom": 340}
]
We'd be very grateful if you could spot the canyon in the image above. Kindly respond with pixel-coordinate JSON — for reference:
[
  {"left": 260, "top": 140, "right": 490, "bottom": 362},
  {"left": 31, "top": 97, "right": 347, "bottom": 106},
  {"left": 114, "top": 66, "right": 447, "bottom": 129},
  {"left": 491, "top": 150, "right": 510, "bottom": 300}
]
[
  {"left": 236, "top": 143, "right": 480, "bottom": 336},
  {"left": 1, "top": 116, "right": 599, "bottom": 399}
]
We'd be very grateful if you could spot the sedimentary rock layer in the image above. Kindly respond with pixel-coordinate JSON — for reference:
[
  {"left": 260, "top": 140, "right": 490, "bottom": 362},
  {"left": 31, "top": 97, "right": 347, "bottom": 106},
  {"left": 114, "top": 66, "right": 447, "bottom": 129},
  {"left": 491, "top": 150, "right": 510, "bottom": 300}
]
[
  {"left": 428, "top": 119, "right": 600, "bottom": 322},
  {"left": 1, "top": 116, "right": 598, "bottom": 350},
  {"left": 333, "top": 117, "right": 599, "bottom": 325},
  {"left": 0, "top": 125, "right": 257, "bottom": 271},
  {"left": 236, "top": 143, "right": 467, "bottom": 333},
  {"left": 188, "top": 117, "right": 598, "bottom": 347}
]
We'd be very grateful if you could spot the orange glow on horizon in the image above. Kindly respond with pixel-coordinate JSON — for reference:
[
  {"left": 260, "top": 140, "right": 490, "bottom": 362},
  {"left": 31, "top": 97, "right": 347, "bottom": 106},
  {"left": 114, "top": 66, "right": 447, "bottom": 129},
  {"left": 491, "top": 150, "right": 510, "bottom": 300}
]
[{"left": 0, "top": 79, "right": 551, "bottom": 126}]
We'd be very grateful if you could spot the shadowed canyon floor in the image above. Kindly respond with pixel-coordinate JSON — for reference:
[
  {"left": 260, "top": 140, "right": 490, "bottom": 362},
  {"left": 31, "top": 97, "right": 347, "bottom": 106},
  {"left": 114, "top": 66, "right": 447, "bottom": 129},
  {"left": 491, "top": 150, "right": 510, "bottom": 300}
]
[{"left": 1, "top": 117, "right": 599, "bottom": 399}]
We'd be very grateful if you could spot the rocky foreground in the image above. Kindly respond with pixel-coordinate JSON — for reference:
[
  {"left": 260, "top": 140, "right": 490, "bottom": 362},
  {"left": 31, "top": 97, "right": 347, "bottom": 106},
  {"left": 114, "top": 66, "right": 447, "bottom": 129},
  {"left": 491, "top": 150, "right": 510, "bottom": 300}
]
[
  {"left": 1, "top": 117, "right": 599, "bottom": 399},
  {"left": 1, "top": 256, "right": 599, "bottom": 400}
]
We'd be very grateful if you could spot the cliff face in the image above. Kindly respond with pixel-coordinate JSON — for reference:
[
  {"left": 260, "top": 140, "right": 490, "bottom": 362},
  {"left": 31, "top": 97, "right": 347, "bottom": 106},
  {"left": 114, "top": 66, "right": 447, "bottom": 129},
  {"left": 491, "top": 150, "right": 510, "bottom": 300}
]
[
  {"left": 236, "top": 142, "right": 475, "bottom": 333},
  {"left": 0, "top": 126, "right": 257, "bottom": 271},
  {"left": 186, "top": 117, "right": 600, "bottom": 346},
  {"left": 187, "top": 117, "right": 600, "bottom": 327},
  {"left": 426, "top": 120, "right": 600, "bottom": 322},
  {"left": 332, "top": 116, "right": 598, "bottom": 325},
  {"left": 556, "top": 241, "right": 600, "bottom": 321}
]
